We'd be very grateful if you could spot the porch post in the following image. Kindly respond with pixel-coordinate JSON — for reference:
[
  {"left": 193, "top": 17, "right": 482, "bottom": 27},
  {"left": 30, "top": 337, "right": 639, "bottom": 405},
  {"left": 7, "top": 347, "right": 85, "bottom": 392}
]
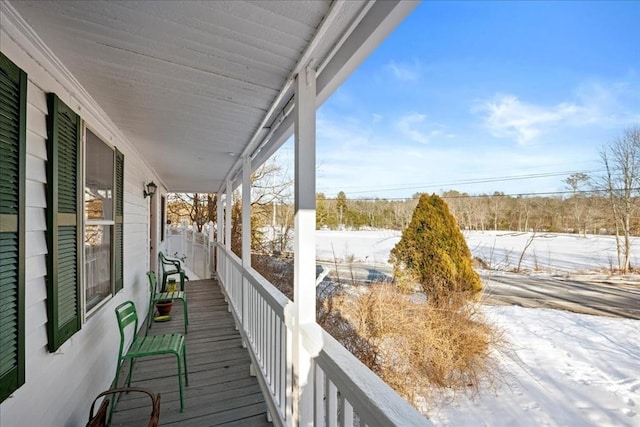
[
  {"left": 225, "top": 179, "right": 232, "bottom": 251},
  {"left": 207, "top": 220, "right": 214, "bottom": 278},
  {"left": 241, "top": 156, "right": 251, "bottom": 327},
  {"left": 224, "top": 180, "right": 233, "bottom": 303},
  {"left": 292, "top": 67, "right": 317, "bottom": 426},
  {"left": 217, "top": 193, "right": 224, "bottom": 245},
  {"left": 241, "top": 156, "right": 251, "bottom": 264},
  {"left": 216, "top": 192, "right": 224, "bottom": 281}
]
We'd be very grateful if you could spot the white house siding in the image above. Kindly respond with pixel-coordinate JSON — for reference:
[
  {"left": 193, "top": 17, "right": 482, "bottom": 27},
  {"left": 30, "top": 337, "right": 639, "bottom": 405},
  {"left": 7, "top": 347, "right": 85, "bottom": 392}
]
[{"left": 1, "top": 9, "right": 161, "bottom": 427}]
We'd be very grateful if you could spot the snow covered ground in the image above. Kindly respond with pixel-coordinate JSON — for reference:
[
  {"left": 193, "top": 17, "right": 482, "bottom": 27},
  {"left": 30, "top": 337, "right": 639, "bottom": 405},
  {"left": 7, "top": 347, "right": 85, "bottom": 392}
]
[
  {"left": 316, "top": 230, "right": 640, "bottom": 426},
  {"left": 466, "top": 231, "right": 640, "bottom": 274},
  {"left": 317, "top": 229, "right": 640, "bottom": 274},
  {"left": 428, "top": 306, "right": 640, "bottom": 426},
  {"left": 316, "top": 229, "right": 402, "bottom": 266}
]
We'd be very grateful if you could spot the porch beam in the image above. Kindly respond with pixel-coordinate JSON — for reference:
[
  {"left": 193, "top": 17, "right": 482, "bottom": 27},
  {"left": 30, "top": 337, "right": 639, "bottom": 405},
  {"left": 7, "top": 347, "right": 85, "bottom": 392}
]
[{"left": 292, "top": 67, "right": 317, "bottom": 426}]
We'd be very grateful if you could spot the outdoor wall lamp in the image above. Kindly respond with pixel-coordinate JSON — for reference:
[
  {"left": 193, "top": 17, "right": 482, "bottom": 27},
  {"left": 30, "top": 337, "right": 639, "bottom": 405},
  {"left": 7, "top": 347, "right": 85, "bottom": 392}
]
[{"left": 144, "top": 181, "right": 157, "bottom": 199}]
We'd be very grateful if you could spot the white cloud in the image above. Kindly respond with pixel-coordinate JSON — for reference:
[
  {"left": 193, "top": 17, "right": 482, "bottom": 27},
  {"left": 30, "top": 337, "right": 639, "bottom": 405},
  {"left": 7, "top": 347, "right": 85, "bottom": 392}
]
[
  {"left": 395, "top": 113, "right": 446, "bottom": 144},
  {"left": 476, "top": 78, "right": 640, "bottom": 145},
  {"left": 474, "top": 94, "right": 584, "bottom": 145},
  {"left": 387, "top": 59, "right": 421, "bottom": 82},
  {"left": 573, "top": 80, "right": 640, "bottom": 126},
  {"left": 316, "top": 115, "right": 371, "bottom": 150}
]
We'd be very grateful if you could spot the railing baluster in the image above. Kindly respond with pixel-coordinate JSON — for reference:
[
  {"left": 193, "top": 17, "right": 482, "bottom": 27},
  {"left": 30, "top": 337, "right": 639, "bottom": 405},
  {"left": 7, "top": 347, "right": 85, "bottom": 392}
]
[
  {"left": 268, "top": 309, "right": 274, "bottom": 387},
  {"left": 260, "top": 298, "right": 265, "bottom": 366},
  {"left": 253, "top": 288, "right": 258, "bottom": 347},
  {"left": 340, "top": 397, "right": 354, "bottom": 427},
  {"left": 285, "top": 324, "right": 293, "bottom": 424},
  {"left": 271, "top": 310, "right": 276, "bottom": 389},
  {"left": 326, "top": 377, "right": 338, "bottom": 427},
  {"left": 314, "top": 363, "right": 324, "bottom": 426},
  {"left": 279, "top": 315, "right": 283, "bottom": 416},
  {"left": 275, "top": 316, "right": 282, "bottom": 405}
]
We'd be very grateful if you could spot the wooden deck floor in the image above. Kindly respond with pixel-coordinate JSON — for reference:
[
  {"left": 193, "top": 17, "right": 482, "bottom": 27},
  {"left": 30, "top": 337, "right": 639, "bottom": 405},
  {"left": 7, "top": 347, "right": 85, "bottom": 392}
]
[{"left": 111, "top": 279, "right": 272, "bottom": 426}]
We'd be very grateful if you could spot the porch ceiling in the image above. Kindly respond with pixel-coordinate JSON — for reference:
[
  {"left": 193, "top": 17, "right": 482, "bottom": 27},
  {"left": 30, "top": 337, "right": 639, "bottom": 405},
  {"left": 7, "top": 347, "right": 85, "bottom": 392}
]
[{"left": 9, "top": 0, "right": 417, "bottom": 193}]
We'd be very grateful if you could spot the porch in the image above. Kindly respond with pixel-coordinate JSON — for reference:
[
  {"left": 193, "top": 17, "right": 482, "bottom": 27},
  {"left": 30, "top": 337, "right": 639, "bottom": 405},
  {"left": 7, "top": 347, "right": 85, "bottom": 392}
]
[{"left": 111, "top": 278, "right": 272, "bottom": 426}]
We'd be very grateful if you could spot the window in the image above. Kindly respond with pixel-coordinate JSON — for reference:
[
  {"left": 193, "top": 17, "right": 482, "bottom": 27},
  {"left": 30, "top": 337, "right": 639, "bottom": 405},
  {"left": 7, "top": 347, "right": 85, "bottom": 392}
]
[
  {"left": 83, "top": 129, "right": 124, "bottom": 309},
  {"left": 0, "top": 52, "right": 27, "bottom": 403},
  {"left": 46, "top": 94, "right": 124, "bottom": 351},
  {"left": 84, "top": 130, "right": 114, "bottom": 311}
]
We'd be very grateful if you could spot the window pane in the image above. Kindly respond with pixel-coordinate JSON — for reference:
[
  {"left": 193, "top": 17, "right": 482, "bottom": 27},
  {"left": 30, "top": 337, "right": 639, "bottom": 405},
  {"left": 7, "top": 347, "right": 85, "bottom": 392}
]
[
  {"left": 85, "top": 224, "right": 112, "bottom": 310},
  {"left": 85, "top": 130, "right": 114, "bottom": 221}
]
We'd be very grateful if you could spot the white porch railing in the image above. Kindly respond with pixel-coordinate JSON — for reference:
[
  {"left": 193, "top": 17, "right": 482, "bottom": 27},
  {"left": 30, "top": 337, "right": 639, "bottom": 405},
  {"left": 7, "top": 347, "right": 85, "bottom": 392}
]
[
  {"left": 216, "top": 243, "right": 430, "bottom": 427},
  {"left": 165, "top": 221, "right": 215, "bottom": 279}
]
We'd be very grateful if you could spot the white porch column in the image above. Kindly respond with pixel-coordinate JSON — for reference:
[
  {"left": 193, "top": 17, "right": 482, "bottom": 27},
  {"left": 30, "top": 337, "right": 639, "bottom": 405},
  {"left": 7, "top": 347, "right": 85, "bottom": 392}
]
[
  {"left": 217, "top": 194, "right": 224, "bottom": 245},
  {"left": 216, "top": 192, "right": 224, "bottom": 281},
  {"left": 207, "top": 220, "right": 214, "bottom": 277},
  {"left": 292, "top": 67, "right": 317, "bottom": 426},
  {"left": 241, "top": 156, "right": 251, "bottom": 327},
  {"left": 225, "top": 179, "right": 232, "bottom": 251},
  {"left": 241, "top": 156, "right": 252, "bottom": 264}
]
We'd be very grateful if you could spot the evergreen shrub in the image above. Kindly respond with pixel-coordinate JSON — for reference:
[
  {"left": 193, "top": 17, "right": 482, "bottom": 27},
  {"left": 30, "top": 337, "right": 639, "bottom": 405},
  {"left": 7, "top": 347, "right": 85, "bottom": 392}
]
[{"left": 390, "top": 193, "right": 482, "bottom": 302}]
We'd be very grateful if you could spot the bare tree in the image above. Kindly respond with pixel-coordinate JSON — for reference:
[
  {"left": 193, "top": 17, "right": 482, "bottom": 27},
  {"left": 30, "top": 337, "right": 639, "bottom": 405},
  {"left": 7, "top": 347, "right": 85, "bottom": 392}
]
[
  {"left": 336, "top": 191, "right": 347, "bottom": 228},
  {"left": 167, "top": 193, "right": 216, "bottom": 231},
  {"left": 600, "top": 126, "right": 640, "bottom": 273},
  {"left": 489, "top": 192, "right": 506, "bottom": 230},
  {"left": 564, "top": 172, "right": 590, "bottom": 235},
  {"left": 231, "top": 157, "right": 294, "bottom": 256},
  {"left": 516, "top": 231, "right": 537, "bottom": 273}
]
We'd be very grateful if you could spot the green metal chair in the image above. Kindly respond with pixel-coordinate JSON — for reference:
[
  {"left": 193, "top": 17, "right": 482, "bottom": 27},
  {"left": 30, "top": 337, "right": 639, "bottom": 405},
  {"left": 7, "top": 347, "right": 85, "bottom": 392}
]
[
  {"left": 158, "top": 251, "right": 189, "bottom": 292},
  {"left": 114, "top": 301, "right": 189, "bottom": 412},
  {"left": 147, "top": 271, "right": 188, "bottom": 334}
]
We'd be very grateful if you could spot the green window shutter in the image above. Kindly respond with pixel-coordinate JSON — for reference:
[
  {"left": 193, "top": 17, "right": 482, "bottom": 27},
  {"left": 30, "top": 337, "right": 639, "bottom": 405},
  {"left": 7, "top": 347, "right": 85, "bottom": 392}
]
[
  {"left": 114, "top": 149, "right": 124, "bottom": 293},
  {"left": 0, "top": 52, "right": 26, "bottom": 402},
  {"left": 46, "top": 93, "right": 81, "bottom": 352}
]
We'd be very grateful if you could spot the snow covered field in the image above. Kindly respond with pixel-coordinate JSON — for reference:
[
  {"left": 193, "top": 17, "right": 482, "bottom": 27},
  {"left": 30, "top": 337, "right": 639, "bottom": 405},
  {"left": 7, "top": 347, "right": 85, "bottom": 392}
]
[
  {"left": 317, "top": 229, "right": 640, "bottom": 274},
  {"left": 316, "top": 230, "right": 640, "bottom": 426},
  {"left": 466, "top": 231, "right": 640, "bottom": 274}
]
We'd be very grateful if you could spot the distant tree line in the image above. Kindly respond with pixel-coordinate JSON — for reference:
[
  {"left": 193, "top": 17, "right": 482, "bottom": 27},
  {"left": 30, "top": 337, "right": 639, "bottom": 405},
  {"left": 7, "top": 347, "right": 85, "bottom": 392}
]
[{"left": 314, "top": 189, "right": 636, "bottom": 235}]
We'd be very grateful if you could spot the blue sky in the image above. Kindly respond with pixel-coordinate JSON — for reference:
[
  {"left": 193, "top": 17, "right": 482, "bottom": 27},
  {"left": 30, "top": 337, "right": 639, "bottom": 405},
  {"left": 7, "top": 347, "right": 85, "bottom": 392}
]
[{"left": 280, "top": 1, "right": 640, "bottom": 199}]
